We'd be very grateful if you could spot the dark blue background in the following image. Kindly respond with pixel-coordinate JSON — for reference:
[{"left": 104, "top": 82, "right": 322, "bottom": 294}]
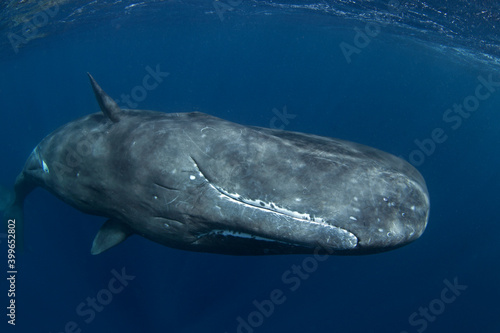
[{"left": 1, "top": 4, "right": 499, "bottom": 333}]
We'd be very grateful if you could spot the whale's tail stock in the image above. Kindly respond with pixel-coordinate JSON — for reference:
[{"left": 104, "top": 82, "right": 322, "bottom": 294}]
[
  {"left": 1, "top": 183, "right": 15, "bottom": 244},
  {"left": 1, "top": 174, "right": 36, "bottom": 252}
]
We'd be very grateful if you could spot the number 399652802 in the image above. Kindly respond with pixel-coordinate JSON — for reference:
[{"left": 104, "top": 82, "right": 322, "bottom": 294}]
[{"left": 7, "top": 219, "right": 16, "bottom": 266}]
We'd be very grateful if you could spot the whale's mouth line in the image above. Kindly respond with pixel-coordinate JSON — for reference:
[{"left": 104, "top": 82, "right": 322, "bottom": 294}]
[
  {"left": 189, "top": 156, "right": 358, "bottom": 251},
  {"left": 194, "top": 229, "right": 302, "bottom": 247}
]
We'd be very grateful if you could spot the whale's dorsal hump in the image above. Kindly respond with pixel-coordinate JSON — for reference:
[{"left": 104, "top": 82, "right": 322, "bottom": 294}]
[{"left": 87, "top": 73, "right": 121, "bottom": 123}]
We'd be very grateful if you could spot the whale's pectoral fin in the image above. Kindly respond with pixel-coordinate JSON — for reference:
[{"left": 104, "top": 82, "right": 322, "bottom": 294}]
[{"left": 91, "top": 219, "right": 133, "bottom": 255}]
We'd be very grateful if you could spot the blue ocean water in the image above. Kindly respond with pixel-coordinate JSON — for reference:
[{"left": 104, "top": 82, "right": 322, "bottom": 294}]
[{"left": 1, "top": 1, "right": 499, "bottom": 332}]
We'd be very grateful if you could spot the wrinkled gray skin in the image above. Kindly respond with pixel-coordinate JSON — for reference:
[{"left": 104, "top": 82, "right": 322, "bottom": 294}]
[{"left": 12, "top": 74, "right": 430, "bottom": 255}]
